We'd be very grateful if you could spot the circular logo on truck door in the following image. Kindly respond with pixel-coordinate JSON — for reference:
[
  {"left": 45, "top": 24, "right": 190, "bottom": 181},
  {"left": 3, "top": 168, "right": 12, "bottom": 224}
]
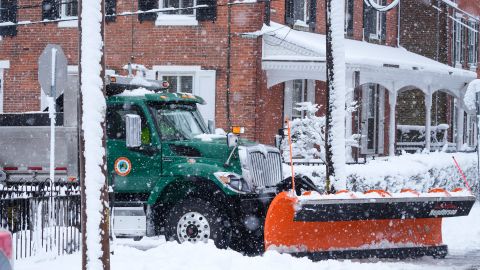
[{"left": 114, "top": 157, "right": 132, "bottom": 176}]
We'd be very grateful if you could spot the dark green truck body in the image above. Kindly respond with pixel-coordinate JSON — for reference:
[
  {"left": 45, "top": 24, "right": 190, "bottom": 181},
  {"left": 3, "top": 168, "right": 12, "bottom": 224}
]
[{"left": 106, "top": 91, "right": 284, "bottom": 251}]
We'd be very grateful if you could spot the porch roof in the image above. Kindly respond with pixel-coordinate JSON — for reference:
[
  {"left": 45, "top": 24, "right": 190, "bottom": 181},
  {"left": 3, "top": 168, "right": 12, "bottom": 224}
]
[{"left": 256, "top": 23, "right": 477, "bottom": 100}]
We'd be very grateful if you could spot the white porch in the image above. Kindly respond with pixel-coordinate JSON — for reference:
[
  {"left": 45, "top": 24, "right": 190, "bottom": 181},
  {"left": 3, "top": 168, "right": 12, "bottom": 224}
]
[{"left": 257, "top": 23, "right": 477, "bottom": 156}]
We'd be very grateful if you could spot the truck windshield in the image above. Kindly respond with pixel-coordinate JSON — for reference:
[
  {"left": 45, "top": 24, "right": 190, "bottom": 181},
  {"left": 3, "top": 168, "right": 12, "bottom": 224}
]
[{"left": 149, "top": 103, "right": 208, "bottom": 140}]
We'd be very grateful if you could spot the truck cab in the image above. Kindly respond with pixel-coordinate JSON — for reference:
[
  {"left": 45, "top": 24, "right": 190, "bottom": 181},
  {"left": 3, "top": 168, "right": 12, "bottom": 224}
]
[{"left": 106, "top": 87, "right": 284, "bottom": 252}]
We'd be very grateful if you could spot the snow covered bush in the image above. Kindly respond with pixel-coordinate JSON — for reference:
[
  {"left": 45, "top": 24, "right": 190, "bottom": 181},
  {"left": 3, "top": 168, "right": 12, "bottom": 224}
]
[
  {"left": 281, "top": 102, "right": 326, "bottom": 161},
  {"left": 286, "top": 152, "right": 479, "bottom": 196},
  {"left": 280, "top": 102, "right": 360, "bottom": 162}
]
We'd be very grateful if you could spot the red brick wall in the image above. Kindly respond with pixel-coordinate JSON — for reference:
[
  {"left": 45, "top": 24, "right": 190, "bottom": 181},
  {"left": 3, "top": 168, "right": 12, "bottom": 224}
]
[
  {"left": 399, "top": 0, "right": 449, "bottom": 64},
  {"left": 0, "top": 0, "right": 267, "bottom": 140},
  {"left": 0, "top": 0, "right": 406, "bottom": 149}
]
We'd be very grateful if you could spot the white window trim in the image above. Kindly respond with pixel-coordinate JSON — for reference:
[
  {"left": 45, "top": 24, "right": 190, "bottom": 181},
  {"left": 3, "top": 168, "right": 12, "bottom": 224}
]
[
  {"left": 150, "top": 65, "right": 216, "bottom": 123},
  {"left": 58, "top": 0, "right": 78, "bottom": 28},
  {"left": 370, "top": 0, "right": 383, "bottom": 40},
  {"left": 156, "top": 0, "right": 198, "bottom": 26},
  {"left": 0, "top": 60, "right": 9, "bottom": 113}
]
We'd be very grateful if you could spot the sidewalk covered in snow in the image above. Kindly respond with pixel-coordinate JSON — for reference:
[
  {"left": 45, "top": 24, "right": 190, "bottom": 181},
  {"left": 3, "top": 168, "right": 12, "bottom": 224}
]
[{"left": 255, "top": 22, "right": 477, "bottom": 156}]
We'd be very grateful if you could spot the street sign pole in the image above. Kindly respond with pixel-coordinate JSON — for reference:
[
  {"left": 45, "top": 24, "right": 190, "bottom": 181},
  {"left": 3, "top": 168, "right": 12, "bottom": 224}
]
[{"left": 49, "top": 47, "right": 57, "bottom": 191}]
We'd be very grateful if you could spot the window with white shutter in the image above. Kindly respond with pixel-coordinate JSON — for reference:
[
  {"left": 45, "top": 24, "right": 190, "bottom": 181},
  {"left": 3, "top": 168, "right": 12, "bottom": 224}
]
[{"left": 151, "top": 66, "right": 216, "bottom": 124}]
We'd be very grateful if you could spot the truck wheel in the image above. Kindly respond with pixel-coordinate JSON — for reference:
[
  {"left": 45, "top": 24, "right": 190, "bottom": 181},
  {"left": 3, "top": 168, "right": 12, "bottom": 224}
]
[{"left": 165, "top": 198, "right": 232, "bottom": 249}]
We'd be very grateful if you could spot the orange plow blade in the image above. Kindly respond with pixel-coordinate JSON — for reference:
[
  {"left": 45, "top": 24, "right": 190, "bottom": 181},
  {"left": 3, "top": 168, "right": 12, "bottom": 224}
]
[{"left": 264, "top": 191, "right": 475, "bottom": 259}]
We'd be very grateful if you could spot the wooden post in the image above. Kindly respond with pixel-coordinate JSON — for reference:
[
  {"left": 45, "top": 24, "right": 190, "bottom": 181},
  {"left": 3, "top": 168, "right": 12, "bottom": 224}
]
[
  {"left": 325, "top": 0, "right": 334, "bottom": 193},
  {"left": 79, "top": 0, "right": 110, "bottom": 269}
]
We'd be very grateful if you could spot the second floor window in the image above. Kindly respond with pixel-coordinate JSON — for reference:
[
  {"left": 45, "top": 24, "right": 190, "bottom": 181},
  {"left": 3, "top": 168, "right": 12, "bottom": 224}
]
[
  {"left": 0, "top": 0, "right": 17, "bottom": 36},
  {"left": 468, "top": 21, "right": 478, "bottom": 68},
  {"left": 453, "top": 16, "right": 465, "bottom": 66},
  {"left": 61, "top": 0, "right": 78, "bottom": 18},
  {"left": 285, "top": 0, "right": 316, "bottom": 30},
  {"left": 363, "top": 0, "right": 386, "bottom": 42},
  {"left": 162, "top": 0, "right": 196, "bottom": 15},
  {"left": 345, "top": 0, "right": 354, "bottom": 37}
]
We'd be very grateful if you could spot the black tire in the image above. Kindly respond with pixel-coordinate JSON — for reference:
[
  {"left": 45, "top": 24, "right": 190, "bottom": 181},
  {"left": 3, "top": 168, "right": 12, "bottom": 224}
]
[{"left": 165, "top": 198, "right": 232, "bottom": 249}]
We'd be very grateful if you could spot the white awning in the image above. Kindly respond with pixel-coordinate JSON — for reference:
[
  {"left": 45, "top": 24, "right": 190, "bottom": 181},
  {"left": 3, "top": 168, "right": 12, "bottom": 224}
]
[{"left": 254, "top": 23, "right": 477, "bottom": 101}]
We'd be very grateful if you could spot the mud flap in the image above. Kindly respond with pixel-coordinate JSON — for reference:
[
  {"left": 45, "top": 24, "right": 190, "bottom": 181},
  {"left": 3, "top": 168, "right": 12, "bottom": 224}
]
[{"left": 264, "top": 191, "right": 475, "bottom": 258}]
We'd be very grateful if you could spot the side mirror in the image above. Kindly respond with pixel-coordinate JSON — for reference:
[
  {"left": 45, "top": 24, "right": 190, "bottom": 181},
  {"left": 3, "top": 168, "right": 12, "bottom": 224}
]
[
  {"left": 208, "top": 120, "right": 215, "bottom": 134},
  {"left": 126, "top": 114, "right": 141, "bottom": 148},
  {"left": 227, "top": 133, "right": 238, "bottom": 148}
]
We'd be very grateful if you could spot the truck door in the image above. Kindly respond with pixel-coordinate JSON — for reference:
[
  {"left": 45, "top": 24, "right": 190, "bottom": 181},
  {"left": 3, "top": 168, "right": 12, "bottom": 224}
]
[{"left": 106, "top": 103, "right": 161, "bottom": 195}]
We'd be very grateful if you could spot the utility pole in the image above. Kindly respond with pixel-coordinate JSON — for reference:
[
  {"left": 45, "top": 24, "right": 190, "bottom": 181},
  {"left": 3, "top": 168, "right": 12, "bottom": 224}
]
[
  {"left": 79, "top": 0, "right": 110, "bottom": 269},
  {"left": 324, "top": 0, "right": 346, "bottom": 193}
]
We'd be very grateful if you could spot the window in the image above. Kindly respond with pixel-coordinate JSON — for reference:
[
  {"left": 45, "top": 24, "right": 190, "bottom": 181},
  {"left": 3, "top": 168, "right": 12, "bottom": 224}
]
[
  {"left": 161, "top": 75, "right": 193, "bottom": 93},
  {"left": 468, "top": 20, "right": 478, "bottom": 69},
  {"left": 163, "top": 0, "right": 195, "bottom": 15},
  {"left": 0, "top": 0, "right": 17, "bottom": 36},
  {"left": 285, "top": 0, "right": 316, "bottom": 30},
  {"left": 363, "top": 0, "right": 386, "bottom": 42},
  {"left": 156, "top": 0, "right": 198, "bottom": 25},
  {"left": 151, "top": 66, "right": 216, "bottom": 124},
  {"left": 284, "top": 79, "right": 315, "bottom": 120},
  {"left": 345, "top": 0, "right": 354, "bottom": 37},
  {"left": 61, "top": 0, "right": 78, "bottom": 18},
  {"left": 106, "top": 104, "right": 151, "bottom": 145},
  {"left": 453, "top": 16, "right": 465, "bottom": 67}
]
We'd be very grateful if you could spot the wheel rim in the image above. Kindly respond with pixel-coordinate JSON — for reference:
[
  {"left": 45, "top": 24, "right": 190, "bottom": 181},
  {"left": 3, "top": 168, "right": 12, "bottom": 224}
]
[{"left": 176, "top": 211, "right": 211, "bottom": 243}]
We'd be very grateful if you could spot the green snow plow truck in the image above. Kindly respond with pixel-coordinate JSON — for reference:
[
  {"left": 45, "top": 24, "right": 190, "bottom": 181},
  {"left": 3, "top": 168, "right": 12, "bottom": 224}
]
[{"left": 0, "top": 75, "right": 299, "bottom": 253}]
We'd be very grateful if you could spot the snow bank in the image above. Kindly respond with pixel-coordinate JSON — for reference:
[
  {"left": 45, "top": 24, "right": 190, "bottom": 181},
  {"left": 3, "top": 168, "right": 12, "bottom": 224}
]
[
  {"left": 17, "top": 238, "right": 458, "bottom": 270},
  {"left": 288, "top": 152, "right": 479, "bottom": 195}
]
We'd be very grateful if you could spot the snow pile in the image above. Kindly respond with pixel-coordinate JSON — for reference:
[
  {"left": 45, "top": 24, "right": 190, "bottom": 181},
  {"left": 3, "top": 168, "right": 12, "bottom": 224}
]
[
  {"left": 464, "top": 79, "right": 480, "bottom": 111},
  {"left": 288, "top": 152, "right": 479, "bottom": 195},
  {"left": 16, "top": 238, "right": 459, "bottom": 270}
]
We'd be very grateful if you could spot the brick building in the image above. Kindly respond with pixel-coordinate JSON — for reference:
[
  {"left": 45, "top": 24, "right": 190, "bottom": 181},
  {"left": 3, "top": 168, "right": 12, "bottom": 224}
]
[
  {"left": 399, "top": 0, "right": 480, "bottom": 152},
  {"left": 0, "top": 0, "right": 477, "bottom": 159}
]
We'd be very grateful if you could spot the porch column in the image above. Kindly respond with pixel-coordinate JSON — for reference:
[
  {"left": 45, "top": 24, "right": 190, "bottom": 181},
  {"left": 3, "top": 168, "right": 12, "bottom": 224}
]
[
  {"left": 388, "top": 91, "right": 397, "bottom": 156},
  {"left": 456, "top": 105, "right": 465, "bottom": 151},
  {"left": 425, "top": 93, "right": 433, "bottom": 151},
  {"left": 345, "top": 90, "right": 354, "bottom": 162}
]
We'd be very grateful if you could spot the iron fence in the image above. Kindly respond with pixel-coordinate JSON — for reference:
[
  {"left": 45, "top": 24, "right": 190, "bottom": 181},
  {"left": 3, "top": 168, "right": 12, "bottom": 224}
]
[{"left": 0, "top": 183, "right": 81, "bottom": 259}]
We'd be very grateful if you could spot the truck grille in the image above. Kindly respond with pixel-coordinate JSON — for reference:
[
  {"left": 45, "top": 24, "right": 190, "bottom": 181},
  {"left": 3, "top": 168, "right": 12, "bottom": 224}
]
[{"left": 247, "top": 150, "right": 283, "bottom": 188}]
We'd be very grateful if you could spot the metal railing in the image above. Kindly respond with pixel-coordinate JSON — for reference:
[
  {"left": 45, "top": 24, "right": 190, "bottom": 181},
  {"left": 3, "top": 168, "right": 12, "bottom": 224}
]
[{"left": 0, "top": 184, "right": 81, "bottom": 259}]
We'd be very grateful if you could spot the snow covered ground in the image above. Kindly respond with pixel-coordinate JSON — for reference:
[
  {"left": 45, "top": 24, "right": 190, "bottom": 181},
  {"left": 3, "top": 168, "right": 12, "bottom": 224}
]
[{"left": 16, "top": 202, "right": 480, "bottom": 270}]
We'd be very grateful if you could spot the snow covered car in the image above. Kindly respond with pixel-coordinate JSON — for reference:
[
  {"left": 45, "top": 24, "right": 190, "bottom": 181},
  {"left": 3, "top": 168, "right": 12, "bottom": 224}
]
[{"left": 0, "top": 230, "right": 13, "bottom": 270}]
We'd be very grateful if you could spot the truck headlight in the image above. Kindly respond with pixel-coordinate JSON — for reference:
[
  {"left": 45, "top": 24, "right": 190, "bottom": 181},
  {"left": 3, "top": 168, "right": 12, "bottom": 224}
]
[{"left": 214, "top": 172, "right": 251, "bottom": 193}]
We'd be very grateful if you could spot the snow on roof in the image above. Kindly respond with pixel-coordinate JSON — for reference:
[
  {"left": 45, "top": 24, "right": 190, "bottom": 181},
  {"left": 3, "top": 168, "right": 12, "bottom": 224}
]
[{"left": 257, "top": 22, "right": 476, "bottom": 78}]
